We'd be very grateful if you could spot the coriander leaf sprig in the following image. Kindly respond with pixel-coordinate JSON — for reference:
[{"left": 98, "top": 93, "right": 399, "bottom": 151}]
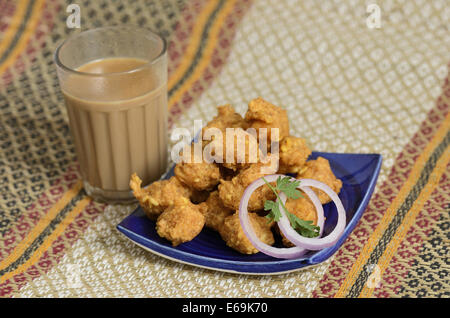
[{"left": 262, "top": 176, "right": 320, "bottom": 238}]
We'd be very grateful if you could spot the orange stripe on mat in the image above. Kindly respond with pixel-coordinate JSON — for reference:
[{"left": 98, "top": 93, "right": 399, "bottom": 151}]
[
  {"left": 0, "top": 0, "right": 30, "bottom": 59},
  {"left": 358, "top": 147, "right": 449, "bottom": 297},
  {"left": 168, "top": 0, "right": 238, "bottom": 109},
  {"left": 168, "top": 0, "right": 219, "bottom": 92},
  {"left": 0, "top": 0, "right": 219, "bottom": 276},
  {"left": 0, "top": 0, "right": 45, "bottom": 75},
  {"left": 0, "top": 196, "right": 91, "bottom": 282},
  {"left": 334, "top": 111, "right": 450, "bottom": 297},
  {"left": 0, "top": 180, "right": 83, "bottom": 272}
]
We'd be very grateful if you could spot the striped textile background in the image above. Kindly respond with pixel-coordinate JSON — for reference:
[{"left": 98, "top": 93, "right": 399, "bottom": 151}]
[{"left": 0, "top": 0, "right": 448, "bottom": 297}]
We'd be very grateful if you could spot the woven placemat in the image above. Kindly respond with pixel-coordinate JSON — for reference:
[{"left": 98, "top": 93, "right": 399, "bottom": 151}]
[{"left": 0, "top": 0, "right": 448, "bottom": 298}]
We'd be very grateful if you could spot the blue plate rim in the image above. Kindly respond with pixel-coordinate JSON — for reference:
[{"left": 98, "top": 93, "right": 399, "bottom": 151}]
[
  {"left": 117, "top": 152, "right": 382, "bottom": 275},
  {"left": 308, "top": 152, "right": 383, "bottom": 264}
]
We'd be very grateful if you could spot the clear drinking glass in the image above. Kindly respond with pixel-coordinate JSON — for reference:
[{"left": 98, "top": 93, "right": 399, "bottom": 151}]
[{"left": 54, "top": 26, "right": 168, "bottom": 203}]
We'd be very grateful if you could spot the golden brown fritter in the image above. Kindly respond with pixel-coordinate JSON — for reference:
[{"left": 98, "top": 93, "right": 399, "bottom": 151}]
[
  {"left": 208, "top": 127, "right": 261, "bottom": 171},
  {"left": 219, "top": 179, "right": 275, "bottom": 212},
  {"left": 174, "top": 144, "right": 221, "bottom": 191},
  {"left": 218, "top": 159, "right": 278, "bottom": 211},
  {"left": 217, "top": 179, "right": 242, "bottom": 211},
  {"left": 244, "top": 97, "right": 290, "bottom": 143},
  {"left": 219, "top": 212, "right": 274, "bottom": 254},
  {"left": 285, "top": 196, "right": 317, "bottom": 224},
  {"left": 237, "top": 154, "right": 279, "bottom": 185},
  {"left": 249, "top": 185, "right": 277, "bottom": 212},
  {"left": 281, "top": 195, "right": 318, "bottom": 247},
  {"left": 202, "top": 104, "right": 248, "bottom": 135},
  {"left": 278, "top": 136, "right": 312, "bottom": 174},
  {"left": 130, "top": 173, "right": 191, "bottom": 220},
  {"left": 202, "top": 190, "right": 233, "bottom": 231},
  {"left": 297, "top": 156, "right": 342, "bottom": 204},
  {"left": 156, "top": 202, "right": 207, "bottom": 246}
]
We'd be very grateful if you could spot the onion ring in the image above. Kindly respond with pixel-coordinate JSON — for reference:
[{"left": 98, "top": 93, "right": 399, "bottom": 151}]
[
  {"left": 238, "top": 174, "right": 325, "bottom": 259},
  {"left": 277, "top": 178, "right": 346, "bottom": 250}
]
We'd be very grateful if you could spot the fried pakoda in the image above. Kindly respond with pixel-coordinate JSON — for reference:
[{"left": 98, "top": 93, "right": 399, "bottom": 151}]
[
  {"left": 281, "top": 195, "right": 318, "bottom": 247},
  {"left": 244, "top": 97, "right": 290, "bottom": 144},
  {"left": 202, "top": 190, "right": 233, "bottom": 231},
  {"left": 131, "top": 98, "right": 344, "bottom": 254},
  {"left": 174, "top": 144, "right": 221, "bottom": 191},
  {"left": 208, "top": 127, "right": 261, "bottom": 172},
  {"left": 297, "top": 156, "right": 342, "bottom": 204},
  {"left": 219, "top": 212, "right": 274, "bottom": 254},
  {"left": 278, "top": 136, "right": 312, "bottom": 174},
  {"left": 202, "top": 104, "right": 248, "bottom": 135},
  {"left": 156, "top": 202, "right": 207, "bottom": 246},
  {"left": 130, "top": 173, "right": 191, "bottom": 220},
  {"left": 218, "top": 158, "right": 278, "bottom": 211}
]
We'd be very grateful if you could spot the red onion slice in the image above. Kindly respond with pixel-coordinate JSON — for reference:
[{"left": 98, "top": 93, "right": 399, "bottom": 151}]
[
  {"left": 238, "top": 174, "right": 325, "bottom": 259},
  {"left": 277, "top": 178, "right": 346, "bottom": 250}
]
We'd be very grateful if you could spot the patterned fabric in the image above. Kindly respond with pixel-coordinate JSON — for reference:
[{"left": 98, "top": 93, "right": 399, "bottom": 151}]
[{"left": 0, "top": 0, "right": 448, "bottom": 297}]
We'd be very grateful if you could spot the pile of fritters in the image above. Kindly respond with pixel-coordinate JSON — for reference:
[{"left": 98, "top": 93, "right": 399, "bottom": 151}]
[{"left": 130, "top": 98, "right": 342, "bottom": 254}]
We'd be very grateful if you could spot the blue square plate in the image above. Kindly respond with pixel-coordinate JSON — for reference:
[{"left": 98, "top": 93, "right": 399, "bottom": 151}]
[{"left": 117, "top": 152, "right": 382, "bottom": 275}]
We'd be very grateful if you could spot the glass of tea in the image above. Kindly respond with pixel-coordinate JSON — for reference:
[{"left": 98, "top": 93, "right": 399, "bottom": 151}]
[{"left": 54, "top": 26, "right": 168, "bottom": 203}]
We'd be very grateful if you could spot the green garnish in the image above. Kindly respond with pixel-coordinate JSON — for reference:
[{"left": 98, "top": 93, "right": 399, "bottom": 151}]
[{"left": 262, "top": 176, "right": 320, "bottom": 238}]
